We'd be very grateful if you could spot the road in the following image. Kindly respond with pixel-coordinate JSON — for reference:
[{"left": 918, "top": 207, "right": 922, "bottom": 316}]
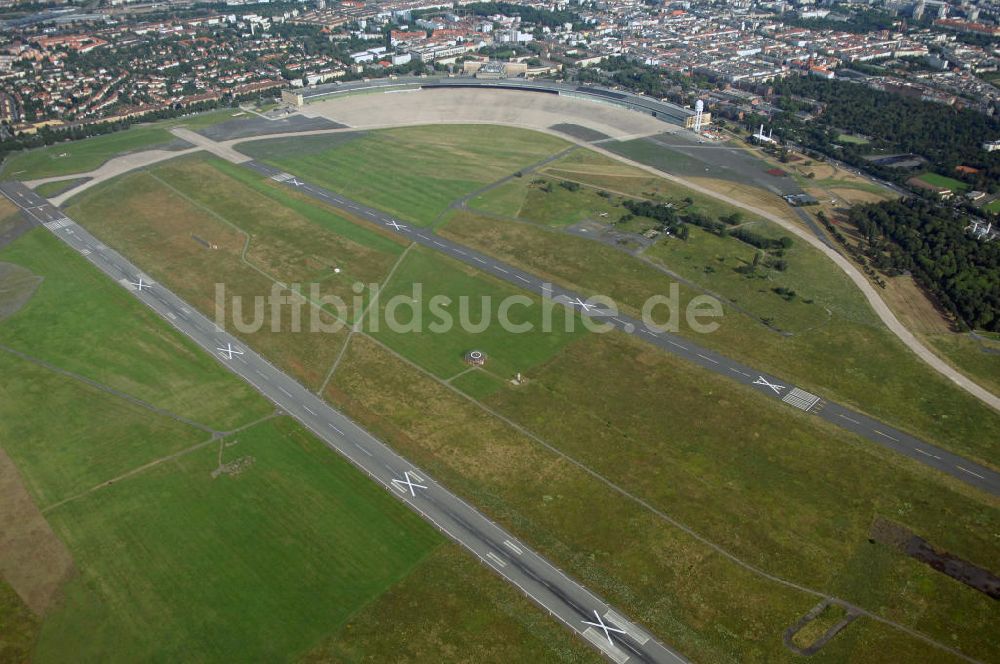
[
  {"left": 0, "top": 180, "right": 688, "bottom": 664},
  {"left": 241, "top": 162, "right": 1000, "bottom": 497}
]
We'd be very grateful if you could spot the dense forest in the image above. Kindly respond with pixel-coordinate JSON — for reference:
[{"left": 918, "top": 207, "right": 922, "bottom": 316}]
[
  {"left": 848, "top": 198, "right": 1000, "bottom": 330},
  {"left": 759, "top": 77, "right": 1000, "bottom": 191}
]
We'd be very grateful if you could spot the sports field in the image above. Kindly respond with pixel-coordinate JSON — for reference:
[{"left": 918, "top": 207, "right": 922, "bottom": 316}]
[
  {"left": 236, "top": 125, "right": 570, "bottom": 226},
  {"left": 916, "top": 172, "right": 968, "bottom": 192}
]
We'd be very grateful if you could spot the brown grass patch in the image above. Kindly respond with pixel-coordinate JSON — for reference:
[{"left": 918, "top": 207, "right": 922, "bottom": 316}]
[
  {"left": 0, "top": 446, "right": 74, "bottom": 615},
  {"left": 881, "top": 274, "right": 953, "bottom": 336}
]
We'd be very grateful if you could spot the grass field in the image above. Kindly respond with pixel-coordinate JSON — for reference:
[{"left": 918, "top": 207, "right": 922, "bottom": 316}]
[
  {"left": 0, "top": 579, "right": 38, "bottom": 663},
  {"left": 0, "top": 110, "right": 240, "bottom": 181},
  {"left": 469, "top": 175, "right": 625, "bottom": 227},
  {"left": 32, "top": 417, "right": 442, "bottom": 663},
  {"left": 370, "top": 247, "right": 585, "bottom": 389},
  {"left": 916, "top": 172, "right": 968, "bottom": 192},
  {"left": 44, "top": 124, "right": 1000, "bottom": 662},
  {"left": 326, "top": 332, "right": 997, "bottom": 663},
  {"left": 0, "top": 219, "right": 594, "bottom": 663},
  {"left": 33, "top": 178, "right": 89, "bottom": 199},
  {"left": 836, "top": 134, "right": 870, "bottom": 145},
  {"left": 440, "top": 209, "right": 1000, "bottom": 467},
  {"left": 0, "top": 229, "right": 271, "bottom": 431},
  {"left": 982, "top": 198, "right": 1000, "bottom": 214},
  {"left": 64, "top": 155, "right": 410, "bottom": 389},
  {"left": 237, "top": 125, "right": 570, "bottom": 226},
  {"left": 304, "top": 544, "right": 598, "bottom": 663}
]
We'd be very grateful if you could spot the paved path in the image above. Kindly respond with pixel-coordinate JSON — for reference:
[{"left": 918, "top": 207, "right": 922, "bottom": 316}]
[
  {"left": 0, "top": 180, "right": 686, "bottom": 664},
  {"left": 244, "top": 162, "right": 1000, "bottom": 495}
]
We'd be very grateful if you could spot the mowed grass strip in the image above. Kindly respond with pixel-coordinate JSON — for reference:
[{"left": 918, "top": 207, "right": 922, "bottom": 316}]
[
  {"left": 0, "top": 229, "right": 271, "bottom": 430},
  {"left": 0, "top": 351, "right": 207, "bottom": 507},
  {"left": 440, "top": 210, "right": 1000, "bottom": 466},
  {"left": 304, "top": 544, "right": 600, "bottom": 663},
  {"left": 67, "top": 168, "right": 355, "bottom": 390},
  {"left": 33, "top": 417, "right": 442, "bottom": 663},
  {"left": 238, "top": 125, "right": 570, "bottom": 226},
  {"left": 369, "top": 247, "right": 585, "bottom": 387},
  {"left": 325, "top": 334, "right": 980, "bottom": 663}
]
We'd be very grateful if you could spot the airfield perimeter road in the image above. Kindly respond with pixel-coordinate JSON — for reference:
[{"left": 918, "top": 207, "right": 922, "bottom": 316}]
[
  {"left": 240, "top": 162, "right": 1000, "bottom": 497},
  {"left": 0, "top": 181, "right": 686, "bottom": 664}
]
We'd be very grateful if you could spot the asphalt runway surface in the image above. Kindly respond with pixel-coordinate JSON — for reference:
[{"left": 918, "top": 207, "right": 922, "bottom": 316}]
[
  {"left": 197, "top": 113, "right": 344, "bottom": 142},
  {"left": 240, "top": 162, "right": 1000, "bottom": 497},
  {"left": 0, "top": 180, "right": 687, "bottom": 664},
  {"left": 606, "top": 132, "right": 805, "bottom": 197}
]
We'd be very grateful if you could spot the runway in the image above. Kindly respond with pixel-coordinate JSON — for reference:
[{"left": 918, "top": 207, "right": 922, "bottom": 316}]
[
  {"left": 0, "top": 180, "right": 688, "bottom": 664},
  {"left": 240, "top": 162, "right": 1000, "bottom": 497}
]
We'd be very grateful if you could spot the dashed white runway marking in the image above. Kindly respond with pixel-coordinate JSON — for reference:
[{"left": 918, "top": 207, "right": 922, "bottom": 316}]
[
  {"left": 515, "top": 275, "right": 529, "bottom": 283},
  {"left": 354, "top": 442, "right": 373, "bottom": 456},
  {"left": 303, "top": 405, "right": 316, "bottom": 416},
  {"left": 667, "top": 340, "right": 687, "bottom": 350},
  {"left": 495, "top": 267, "right": 508, "bottom": 274},
  {"left": 696, "top": 353, "right": 719, "bottom": 365},
  {"left": 327, "top": 423, "right": 344, "bottom": 435},
  {"left": 914, "top": 448, "right": 941, "bottom": 460},
  {"left": 277, "top": 386, "right": 293, "bottom": 397},
  {"left": 838, "top": 413, "right": 861, "bottom": 425},
  {"left": 503, "top": 540, "right": 523, "bottom": 555},
  {"left": 873, "top": 429, "right": 900, "bottom": 442},
  {"left": 957, "top": 466, "right": 985, "bottom": 479}
]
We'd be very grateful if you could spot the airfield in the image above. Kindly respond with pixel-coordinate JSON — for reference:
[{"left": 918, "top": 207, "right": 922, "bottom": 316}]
[{"left": 2, "top": 84, "right": 999, "bottom": 663}]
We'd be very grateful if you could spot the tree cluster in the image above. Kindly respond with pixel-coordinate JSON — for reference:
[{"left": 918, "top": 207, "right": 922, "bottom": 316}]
[{"left": 848, "top": 198, "right": 1000, "bottom": 330}]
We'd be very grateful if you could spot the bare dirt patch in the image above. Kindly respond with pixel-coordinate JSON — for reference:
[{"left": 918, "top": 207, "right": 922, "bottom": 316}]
[{"left": 0, "top": 446, "right": 74, "bottom": 614}]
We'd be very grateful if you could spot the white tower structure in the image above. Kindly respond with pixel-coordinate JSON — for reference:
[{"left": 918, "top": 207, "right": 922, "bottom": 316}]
[{"left": 693, "top": 99, "right": 705, "bottom": 134}]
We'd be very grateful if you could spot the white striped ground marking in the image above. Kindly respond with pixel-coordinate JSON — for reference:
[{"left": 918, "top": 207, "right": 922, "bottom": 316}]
[
  {"left": 874, "top": 429, "right": 900, "bottom": 442},
  {"left": 581, "top": 628, "right": 630, "bottom": 664},
  {"left": 957, "top": 466, "right": 985, "bottom": 479},
  {"left": 503, "top": 540, "right": 523, "bottom": 555},
  {"left": 782, "top": 387, "right": 821, "bottom": 412},
  {"left": 486, "top": 551, "right": 507, "bottom": 568}
]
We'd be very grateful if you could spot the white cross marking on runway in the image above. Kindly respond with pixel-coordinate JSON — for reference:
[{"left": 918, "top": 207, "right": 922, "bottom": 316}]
[
  {"left": 562, "top": 295, "right": 598, "bottom": 312},
  {"left": 287, "top": 177, "right": 304, "bottom": 187},
  {"left": 216, "top": 342, "right": 244, "bottom": 360},
  {"left": 753, "top": 376, "right": 786, "bottom": 395},
  {"left": 128, "top": 277, "right": 152, "bottom": 291},
  {"left": 391, "top": 471, "right": 427, "bottom": 497},
  {"left": 582, "top": 610, "right": 627, "bottom": 646},
  {"left": 385, "top": 219, "right": 407, "bottom": 231}
]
